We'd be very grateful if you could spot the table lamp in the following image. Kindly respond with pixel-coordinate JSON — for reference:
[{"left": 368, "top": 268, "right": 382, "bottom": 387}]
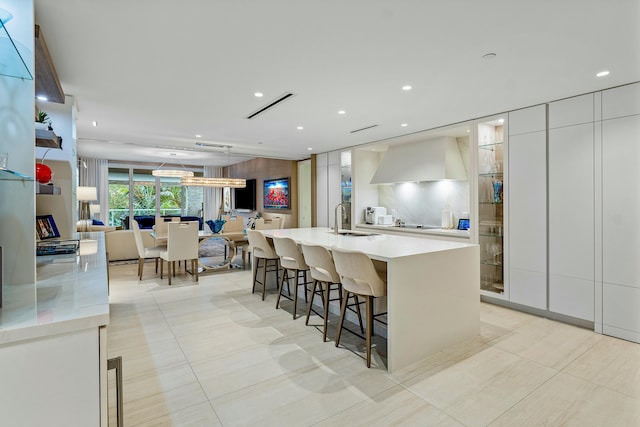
[{"left": 77, "top": 186, "right": 97, "bottom": 231}]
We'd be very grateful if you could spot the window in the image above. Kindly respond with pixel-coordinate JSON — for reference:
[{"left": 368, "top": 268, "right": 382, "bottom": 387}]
[{"left": 107, "top": 165, "right": 203, "bottom": 227}]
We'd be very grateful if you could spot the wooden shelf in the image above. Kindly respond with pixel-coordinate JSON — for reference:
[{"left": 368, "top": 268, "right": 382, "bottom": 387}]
[
  {"left": 35, "top": 129, "right": 62, "bottom": 149},
  {"left": 35, "top": 25, "right": 65, "bottom": 104},
  {"left": 36, "top": 183, "right": 61, "bottom": 195}
]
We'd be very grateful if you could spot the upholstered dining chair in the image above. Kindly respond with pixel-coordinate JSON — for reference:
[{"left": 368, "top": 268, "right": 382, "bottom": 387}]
[
  {"left": 246, "top": 230, "right": 280, "bottom": 300},
  {"left": 272, "top": 236, "right": 311, "bottom": 319},
  {"left": 152, "top": 216, "right": 179, "bottom": 246},
  {"left": 159, "top": 221, "right": 199, "bottom": 286},
  {"left": 254, "top": 217, "right": 282, "bottom": 230},
  {"left": 331, "top": 247, "right": 388, "bottom": 368},
  {"left": 301, "top": 243, "right": 363, "bottom": 342},
  {"left": 132, "top": 219, "right": 165, "bottom": 280}
]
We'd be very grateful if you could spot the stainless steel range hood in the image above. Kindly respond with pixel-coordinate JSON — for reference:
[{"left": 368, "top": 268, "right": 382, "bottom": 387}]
[{"left": 370, "top": 136, "right": 467, "bottom": 184}]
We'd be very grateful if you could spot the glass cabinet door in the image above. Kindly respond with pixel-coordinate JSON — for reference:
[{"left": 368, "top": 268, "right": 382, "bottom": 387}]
[{"left": 477, "top": 117, "right": 506, "bottom": 295}]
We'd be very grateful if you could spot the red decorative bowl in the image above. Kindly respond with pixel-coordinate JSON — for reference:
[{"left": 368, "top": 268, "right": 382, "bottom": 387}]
[{"left": 35, "top": 163, "right": 52, "bottom": 184}]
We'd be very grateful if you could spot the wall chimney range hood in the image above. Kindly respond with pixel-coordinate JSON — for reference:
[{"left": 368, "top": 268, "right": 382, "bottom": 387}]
[{"left": 370, "top": 136, "right": 467, "bottom": 184}]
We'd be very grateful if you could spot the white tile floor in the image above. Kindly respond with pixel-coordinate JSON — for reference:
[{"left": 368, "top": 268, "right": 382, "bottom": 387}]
[{"left": 107, "top": 262, "right": 640, "bottom": 426}]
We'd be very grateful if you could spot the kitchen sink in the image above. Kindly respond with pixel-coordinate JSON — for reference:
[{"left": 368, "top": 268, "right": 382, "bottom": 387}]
[{"left": 329, "top": 230, "right": 379, "bottom": 237}]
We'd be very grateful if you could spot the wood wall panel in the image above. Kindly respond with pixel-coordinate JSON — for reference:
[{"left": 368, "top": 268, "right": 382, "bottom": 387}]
[{"left": 227, "top": 158, "right": 299, "bottom": 228}]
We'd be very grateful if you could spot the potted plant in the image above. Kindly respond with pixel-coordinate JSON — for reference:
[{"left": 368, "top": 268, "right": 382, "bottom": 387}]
[{"left": 35, "top": 110, "right": 50, "bottom": 130}]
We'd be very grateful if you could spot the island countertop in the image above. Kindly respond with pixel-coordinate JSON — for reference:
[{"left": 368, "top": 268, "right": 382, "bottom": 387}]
[
  {"left": 259, "top": 227, "right": 475, "bottom": 262},
  {"left": 258, "top": 227, "right": 480, "bottom": 372},
  {"left": 0, "top": 232, "right": 110, "bottom": 345}
]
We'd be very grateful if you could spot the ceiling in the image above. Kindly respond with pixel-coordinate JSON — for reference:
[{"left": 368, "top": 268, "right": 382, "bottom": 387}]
[{"left": 33, "top": 0, "right": 640, "bottom": 167}]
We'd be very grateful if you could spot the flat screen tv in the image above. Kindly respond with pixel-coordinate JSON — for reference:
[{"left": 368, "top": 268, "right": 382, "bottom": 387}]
[
  {"left": 234, "top": 178, "right": 256, "bottom": 210},
  {"left": 263, "top": 177, "right": 290, "bottom": 210}
]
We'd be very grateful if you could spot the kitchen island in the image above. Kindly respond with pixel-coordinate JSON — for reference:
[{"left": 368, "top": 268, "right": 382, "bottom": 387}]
[
  {"left": 0, "top": 233, "right": 110, "bottom": 426},
  {"left": 259, "top": 227, "right": 479, "bottom": 372}
]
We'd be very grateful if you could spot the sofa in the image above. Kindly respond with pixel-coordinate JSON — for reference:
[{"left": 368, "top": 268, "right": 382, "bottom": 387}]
[
  {"left": 105, "top": 229, "right": 155, "bottom": 261},
  {"left": 121, "top": 215, "right": 203, "bottom": 230}
]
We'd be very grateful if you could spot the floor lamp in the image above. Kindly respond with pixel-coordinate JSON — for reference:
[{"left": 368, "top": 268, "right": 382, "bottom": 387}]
[{"left": 77, "top": 186, "right": 97, "bottom": 232}]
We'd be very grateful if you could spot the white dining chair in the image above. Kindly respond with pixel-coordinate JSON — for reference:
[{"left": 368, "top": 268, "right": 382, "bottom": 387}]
[
  {"left": 159, "top": 221, "right": 199, "bottom": 286},
  {"left": 132, "top": 219, "right": 164, "bottom": 280},
  {"left": 332, "top": 247, "right": 387, "bottom": 368},
  {"left": 254, "top": 217, "right": 282, "bottom": 230}
]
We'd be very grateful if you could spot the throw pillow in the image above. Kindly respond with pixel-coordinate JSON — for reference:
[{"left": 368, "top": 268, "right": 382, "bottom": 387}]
[{"left": 92, "top": 219, "right": 105, "bottom": 226}]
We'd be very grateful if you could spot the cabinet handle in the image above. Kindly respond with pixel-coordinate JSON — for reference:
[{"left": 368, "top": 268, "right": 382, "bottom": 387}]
[{"left": 107, "top": 356, "right": 123, "bottom": 427}]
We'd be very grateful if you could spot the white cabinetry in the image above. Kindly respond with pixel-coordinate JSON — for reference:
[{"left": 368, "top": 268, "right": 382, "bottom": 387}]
[
  {"left": 315, "top": 153, "right": 328, "bottom": 227},
  {"left": 548, "top": 94, "right": 595, "bottom": 321},
  {"left": 0, "top": 328, "right": 105, "bottom": 426},
  {"left": 508, "top": 105, "right": 547, "bottom": 309},
  {"left": 327, "top": 150, "right": 342, "bottom": 230},
  {"left": 601, "top": 85, "right": 640, "bottom": 342}
]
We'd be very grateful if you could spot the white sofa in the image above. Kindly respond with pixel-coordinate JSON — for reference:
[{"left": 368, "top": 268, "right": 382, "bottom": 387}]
[{"left": 105, "top": 229, "right": 155, "bottom": 261}]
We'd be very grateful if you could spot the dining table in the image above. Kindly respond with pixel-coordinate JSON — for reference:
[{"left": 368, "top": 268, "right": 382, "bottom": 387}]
[
  {"left": 151, "top": 229, "right": 249, "bottom": 271},
  {"left": 259, "top": 227, "right": 480, "bottom": 373}
]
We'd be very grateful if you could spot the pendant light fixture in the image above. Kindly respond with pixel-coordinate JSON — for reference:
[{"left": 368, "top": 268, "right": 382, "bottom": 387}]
[
  {"left": 180, "top": 177, "right": 246, "bottom": 188},
  {"left": 151, "top": 161, "right": 194, "bottom": 178}
]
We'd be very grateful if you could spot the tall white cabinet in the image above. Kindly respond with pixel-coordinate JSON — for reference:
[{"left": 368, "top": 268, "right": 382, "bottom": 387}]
[
  {"left": 548, "top": 94, "right": 596, "bottom": 321},
  {"left": 508, "top": 106, "right": 547, "bottom": 309},
  {"left": 601, "top": 83, "right": 640, "bottom": 342}
]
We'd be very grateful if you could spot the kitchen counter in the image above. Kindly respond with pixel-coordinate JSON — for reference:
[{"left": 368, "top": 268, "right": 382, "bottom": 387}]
[
  {"left": 259, "top": 227, "right": 479, "bottom": 372},
  {"left": 0, "top": 232, "right": 110, "bottom": 345},
  {"left": 356, "top": 223, "right": 470, "bottom": 239}
]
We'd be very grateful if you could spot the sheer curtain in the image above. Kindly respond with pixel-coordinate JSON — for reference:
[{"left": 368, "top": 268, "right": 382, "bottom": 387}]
[
  {"left": 78, "top": 157, "right": 109, "bottom": 223},
  {"left": 203, "top": 165, "right": 223, "bottom": 220}
]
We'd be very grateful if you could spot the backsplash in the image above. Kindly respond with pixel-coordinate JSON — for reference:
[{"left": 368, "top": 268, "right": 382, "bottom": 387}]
[{"left": 378, "top": 180, "right": 469, "bottom": 227}]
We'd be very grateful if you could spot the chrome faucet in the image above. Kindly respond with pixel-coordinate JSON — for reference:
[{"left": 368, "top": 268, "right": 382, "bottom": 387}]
[{"left": 334, "top": 203, "right": 345, "bottom": 234}]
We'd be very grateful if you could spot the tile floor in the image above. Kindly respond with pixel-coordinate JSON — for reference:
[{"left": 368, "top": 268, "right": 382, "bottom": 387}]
[{"left": 107, "top": 262, "right": 640, "bottom": 426}]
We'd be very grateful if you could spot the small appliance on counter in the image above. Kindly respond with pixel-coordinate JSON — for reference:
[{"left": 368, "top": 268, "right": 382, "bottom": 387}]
[
  {"left": 378, "top": 214, "right": 394, "bottom": 225},
  {"left": 441, "top": 210, "right": 453, "bottom": 229},
  {"left": 365, "top": 207, "right": 386, "bottom": 224}
]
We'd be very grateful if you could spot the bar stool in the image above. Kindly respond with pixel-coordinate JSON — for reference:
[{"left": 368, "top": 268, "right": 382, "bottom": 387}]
[
  {"left": 272, "top": 236, "right": 310, "bottom": 319},
  {"left": 246, "top": 230, "right": 280, "bottom": 300},
  {"left": 332, "top": 247, "right": 388, "bottom": 368},
  {"left": 301, "top": 244, "right": 364, "bottom": 342}
]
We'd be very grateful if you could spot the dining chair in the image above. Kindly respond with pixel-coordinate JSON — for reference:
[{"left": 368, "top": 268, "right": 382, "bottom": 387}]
[
  {"left": 131, "top": 219, "right": 165, "bottom": 280},
  {"left": 254, "top": 217, "right": 282, "bottom": 230},
  {"left": 272, "top": 236, "right": 311, "bottom": 319},
  {"left": 301, "top": 243, "right": 363, "bottom": 342},
  {"left": 152, "top": 216, "right": 179, "bottom": 246},
  {"left": 159, "top": 221, "right": 199, "bottom": 286},
  {"left": 246, "top": 230, "right": 280, "bottom": 300},
  {"left": 331, "top": 247, "right": 388, "bottom": 368}
]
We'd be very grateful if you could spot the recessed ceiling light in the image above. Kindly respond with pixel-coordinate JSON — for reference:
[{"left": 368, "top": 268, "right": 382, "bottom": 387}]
[
  {"left": 596, "top": 70, "right": 610, "bottom": 77},
  {"left": 254, "top": 92, "right": 264, "bottom": 97},
  {"left": 195, "top": 134, "right": 202, "bottom": 138},
  {"left": 401, "top": 123, "right": 408, "bottom": 127},
  {"left": 483, "top": 52, "right": 497, "bottom": 60},
  {"left": 402, "top": 85, "right": 412, "bottom": 91},
  {"left": 338, "top": 110, "right": 346, "bottom": 115},
  {"left": 466, "top": 129, "right": 471, "bottom": 133},
  {"left": 498, "top": 118, "right": 505, "bottom": 124},
  {"left": 307, "top": 147, "right": 313, "bottom": 151},
  {"left": 92, "top": 121, "right": 98, "bottom": 127},
  {"left": 297, "top": 126, "right": 304, "bottom": 130},
  {"left": 36, "top": 96, "right": 47, "bottom": 101}
]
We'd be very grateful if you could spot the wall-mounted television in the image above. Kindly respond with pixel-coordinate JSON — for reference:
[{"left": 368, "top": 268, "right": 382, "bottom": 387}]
[
  {"left": 263, "top": 177, "right": 290, "bottom": 210},
  {"left": 234, "top": 178, "right": 256, "bottom": 210}
]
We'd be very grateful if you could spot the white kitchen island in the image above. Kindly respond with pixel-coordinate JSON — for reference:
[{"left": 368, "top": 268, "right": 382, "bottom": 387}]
[{"left": 260, "top": 227, "right": 479, "bottom": 372}]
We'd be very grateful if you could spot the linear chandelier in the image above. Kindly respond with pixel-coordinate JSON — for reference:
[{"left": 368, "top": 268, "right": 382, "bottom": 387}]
[{"left": 180, "top": 177, "right": 246, "bottom": 188}]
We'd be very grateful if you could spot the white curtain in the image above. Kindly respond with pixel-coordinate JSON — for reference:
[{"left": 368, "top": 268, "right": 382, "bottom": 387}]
[
  {"left": 78, "top": 157, "right": 109, "bottom": 223},
  {"left": 203, "top": 165, "right": 223, "bottom": 219}
]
